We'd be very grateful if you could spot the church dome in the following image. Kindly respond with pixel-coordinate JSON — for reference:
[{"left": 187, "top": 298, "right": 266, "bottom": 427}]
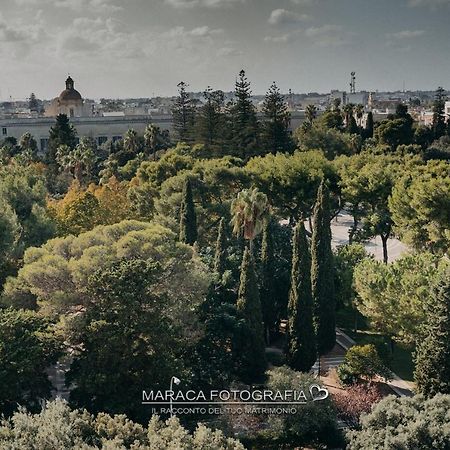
[{"left": 59, "top": 76, "right": 82, "bottom": 102}]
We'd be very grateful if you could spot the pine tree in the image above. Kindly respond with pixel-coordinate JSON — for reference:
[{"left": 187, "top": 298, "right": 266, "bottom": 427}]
[
  {"left": 432, "top": 86, "right": 447, "bottom": 139},
  {"left": 179, "top": 178, "right": 197, "bottom": 245},
  {"left": 262, "top": 82, "right": 293, "bottom": 153},
  {"left": 311, "top": 181, "right": 336, "bottom": 355},
  {"left": 47, "top": 114, "right": 77, "bottom": 170},
  {"left": 236, "top": 247, "right": 267, "bottom": 382},
  {"left": 230, "top": 70, "right": 259, "bottom": 159},
  {"left": 172, "top": 81, "right": 195, "bottom": 142},
  {"left": 260, "top": 219, "right": 276, "bottom": 344},
  {"left": 414, "top": 275, "right": 450, "bottom": 397},
  {"left": 195, "top": 87, "right": 225, "bottom": 148},
  {"left": 213, "top": 218, "right": 227, "bottom": 275},
  {"left": 287, "top": 222, "right": 317, "bottom": 372},
  {"left": 365, "top": 111, "right": 374, "bottom": 139}
]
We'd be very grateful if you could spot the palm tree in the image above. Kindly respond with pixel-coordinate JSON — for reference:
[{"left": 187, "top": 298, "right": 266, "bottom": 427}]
[
  {"left": 305, "top": 104, "right": 317, "bottom": 126},
  {"left": 231, "top": 187, "right": 270, "bottom": 252},
  {"left": 144, "top": 124, "right": 169, "bottom": 160},
  {"left": 355, "top": 104, "right": 364, "bottom": 128},
  {"left": 56, "top": 138, "right": 96, "bottom": 184},
  {"left": 123, "top": 129, "right": 140, "bottom": 154}
]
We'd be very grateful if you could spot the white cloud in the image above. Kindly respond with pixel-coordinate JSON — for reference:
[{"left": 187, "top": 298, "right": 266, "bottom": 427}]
[
  {"left": 305, "top": 24, "right": 354, "bottom": 47},
  {"left": 269, "top": 9, "right": 309, "bottom": 25},
  {"left": 264, "top": 33, "right": 292, "bottom": 43},
  {"left": 386, "top": 29, "right": 425, "bottom": 39},
  {"left": 14, "top": 0, "right": 123, "bottom": 13},
  {"left": 217, "top": 46, "right": 243, "bottom": 56},
  {"left": 165, "top": 0, "right": 244, "bottom": 8},
  {"left": 408, "top": 0, "right": 450, "bottom": 7}
]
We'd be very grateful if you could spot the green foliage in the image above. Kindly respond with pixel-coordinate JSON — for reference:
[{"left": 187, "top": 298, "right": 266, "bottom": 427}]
[
  {"left": 246, "top": 150, "right": 337, "bottom": 221},
  {"left": 195, "top": 87, "right": 225, "bottom": 149},
  {"left": 3, "top": 220, "right": 210, "bottom": 317},
  {"left": 0, "top": 398, "right": 244, "bottom": 449},
  {"left": 337, "top": 344, "right": 392, "bottom": 385},
  {"left": 347, "top": 394, "right": 450, "bottom": 450},
  {"left": 311, "top": 181, "right": 336, "bottom": 355},
  {"left": 260, "top": 219, "right": 277, "bottom": 342},
  {"left": 414, "top": 274, "right": 450, "bottom": 397},
  {"left": 334, "top": 243, "right": 370, "bottom": 310},
  {"left": 262, "top": 82, "right": 293, "bottom": 153},
  {"left": 231, "top": 187, "right": 269, "bottom": 242},
  {"left": 354, "top": 253, "right": 449, "bottom": 344},
  {"left": 0, "top": 162, "right": 55, "bottom": 254},
  {"left": 296, "top": 123, "right": 359, "bottom": 159},
  {"left": 389, "top": 159, "right": 450, "bottom": 254},
  {"left": 259, "top": 366, "right": 342, "bottom": 448},
  {"left": 236, "top": 248, "right": 267, "bottom": 382},
  {"left": 375, "top": 118, "right": 413, "bottom": 150},
  {"left": 0, "top": 308, "right": 61, "bottom": 415},
  {"left": 432, "top": 86, "right": 447, "bottom": 139},
  {"left": 47, "top": 114, "right": 77, "bottom": 171},
  {"left": 229, "top": 70, "right": 260, "bottom": 159},
  {"left": 214, "top": 218, "right": 228, "bottom": 275},
  {"left": 287, "top": 223, "right": 316, "bottom": 372},
  {"left": 66, "top": 259, "right": 185, "bottom": 421},
  {"left": 172, "top": 81, "right": 196, "bottom": 142},
  {"left": 179, "top": 178, "right": 198, "bottom": 245}
]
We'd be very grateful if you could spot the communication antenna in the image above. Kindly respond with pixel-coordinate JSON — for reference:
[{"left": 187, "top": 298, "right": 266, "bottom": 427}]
[{"left": 350, "top": 71, "right": 356, "bottom": 94}]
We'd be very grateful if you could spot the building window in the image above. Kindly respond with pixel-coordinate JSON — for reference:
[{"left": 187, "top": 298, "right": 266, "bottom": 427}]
[
  {"left": 70, "top": 108, "right": 75, "bottom": 118},
  {"left": 97, "top": 136, "right": 108, "bottom": 146},
  {"left": 2, "top": 128, "right": 7, "bottom": 136},
  {"left": 112, "top": 136, "right": 122, "bottom": 142}
]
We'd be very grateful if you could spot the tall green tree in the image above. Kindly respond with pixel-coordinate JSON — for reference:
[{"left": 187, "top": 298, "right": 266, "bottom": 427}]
[
  {"left": 432, "top": 86, "right": 447, "bottom": 139},
  {"left": 195, "top": 87, "right": 225, "bottom": 148},
  {"left": 414, "top": 274, "right": 450, "bottom": 397},
  {"left": 179, "top": 178, "right": 198, "bottom": 245},
  {"left": 230, "top": 70, "right": 259, "bottom": 159},
  {"left": 262, "top": 82, "right": 292, "bottom": 153},
  {"left": 287, "top": 222, "right": 316, "bottom": 372},
  {"left": 214, "top": 217, "right": 227, "bottom": 275},
  {"left": 172, "top": 81, "right": 196, "bottom": 142},
  {"left": 260, "top": 218, "right": 276, "bottom": 343},
  {"left": 0, "top": 308, "right": 61, "bottom": 415},
  {"left": 46, "top": 114, "right": 77, "bottom": 170},
  {"left": 311, "top": 181, "right": 336, "bottom": 355},
  {"left": 144, "top": 124, "right": 170, "bottom": 160},
  {"left": 231, "top": 187, "right": 269, "bottom": 252},
  {"left": 236, "top": 247, "right": 266, "bottom": 382},
  {"left": 364, "top": 111, "right": 374, "bottom": 139}
]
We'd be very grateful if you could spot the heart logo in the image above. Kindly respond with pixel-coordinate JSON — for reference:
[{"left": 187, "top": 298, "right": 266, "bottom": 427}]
[{"left": 309, "top": 384, "right": 329, "bottom": 401}]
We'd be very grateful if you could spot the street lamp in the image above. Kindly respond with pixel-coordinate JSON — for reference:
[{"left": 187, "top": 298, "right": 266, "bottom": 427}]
[{"left": 170, "top": 376, "right": 181, "bottom": 418}]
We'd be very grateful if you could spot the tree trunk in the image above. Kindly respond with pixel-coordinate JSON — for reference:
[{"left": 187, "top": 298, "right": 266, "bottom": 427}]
[{"left": 381, "top": 234, "right": 388, "bottom": 264}]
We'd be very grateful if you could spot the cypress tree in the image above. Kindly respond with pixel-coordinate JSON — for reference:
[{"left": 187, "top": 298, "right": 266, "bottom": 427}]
[
  {"left": 287, "top": 222, "right": 317, "bottom": 372},
  {"left": 311, "top": 181, "right": 336, "bottom": 355},
  {"left": 236, "top": 247, "right": 266, "bottom": 382},
  {"left": 213, "top": 218, "right": 227, "bottom": 275},
  {"left": 414, "top": 275, "right": 450, "bottom": 397},
  {"left": 179, "top": 178, "right": 197, "bottom": 245},
  {"left": 260, "top": 219, "right": 276, "bottom": 344},
  {"left": 47, "top": 114, "right": 77, "bottom": 170},
  {"left": 365, "top": 111, "right": 374, "bottom": 139},
  {"left": 432, "top": 86, "right": 447, "bottom": 139}
]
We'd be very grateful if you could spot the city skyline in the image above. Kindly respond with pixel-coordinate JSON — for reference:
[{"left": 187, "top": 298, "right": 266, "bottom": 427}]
[{"left": 1, "top": 0, "right": 450, "bottom": 100}]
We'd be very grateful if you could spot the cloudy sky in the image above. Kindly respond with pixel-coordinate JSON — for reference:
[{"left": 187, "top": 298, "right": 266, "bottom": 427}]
[{"left": 1, "top": 0, "right": 449, "bottom": 99}]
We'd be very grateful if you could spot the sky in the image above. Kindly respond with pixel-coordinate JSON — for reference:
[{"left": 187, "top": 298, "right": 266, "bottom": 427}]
[{"left": 0, "top": 0, "right": 449, "bottom": 100}]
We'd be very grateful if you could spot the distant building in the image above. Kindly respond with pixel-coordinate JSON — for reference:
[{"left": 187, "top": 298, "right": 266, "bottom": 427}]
[
  {"left": 45, "top": 76, "right": 93, "bottom": 118},
  {"left": 329, "top": 90, "right": 369, "bottom": 107},
  {"left": 445, "top": 101, "right": 450, "bottom": 120}
]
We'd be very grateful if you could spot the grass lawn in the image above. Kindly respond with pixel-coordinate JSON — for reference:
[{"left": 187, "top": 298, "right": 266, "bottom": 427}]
[{"left": 336, "top": 305, "right": 415, "bottom": 383}]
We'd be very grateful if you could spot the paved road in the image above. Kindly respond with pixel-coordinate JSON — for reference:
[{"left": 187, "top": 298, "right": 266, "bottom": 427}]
[{"left": 305, "top": 212, "right": 408, "bottom": 263}]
